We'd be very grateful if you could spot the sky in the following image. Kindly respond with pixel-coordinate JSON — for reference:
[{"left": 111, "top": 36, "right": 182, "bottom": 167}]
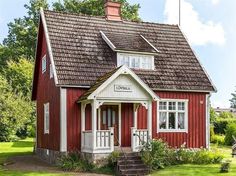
[{"left": 0, "top": 0, "right": 235, "bottom": 108}]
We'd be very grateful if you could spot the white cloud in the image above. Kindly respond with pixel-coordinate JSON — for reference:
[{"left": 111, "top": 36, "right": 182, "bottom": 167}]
[
  {"left": 164, "top": 0, "right": 225, "bottom": 46},
  {"left": 211, "top": 0, "right": 220, "bottom": 5}
]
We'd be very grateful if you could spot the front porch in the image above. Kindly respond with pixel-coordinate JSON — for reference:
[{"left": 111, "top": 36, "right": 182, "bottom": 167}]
[
  {"left": 78, "top": 65, "right": 159, "bottom": 155},
  {"left": 80, "top": 102, "right": 151, "bottom": 154}
]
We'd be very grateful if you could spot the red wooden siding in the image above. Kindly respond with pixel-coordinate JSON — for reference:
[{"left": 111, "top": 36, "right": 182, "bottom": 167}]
[
  {"left": 66, "top": 88, "right": 86, "bottom": 151},
  {"left": 153, "top": 91, "right": 207, "bottom": 148},
  {"left": 36, "top": 23, "right": 60, "bottom": 151},
  {"left": 121, "top": 103, "right": 134, "bottom": 147},
  {"left": 85, "top": 104, "right": 92, "bottom": 130}
]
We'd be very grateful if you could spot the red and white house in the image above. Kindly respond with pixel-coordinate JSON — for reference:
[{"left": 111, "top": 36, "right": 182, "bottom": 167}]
[{"left": 32, "top": 1, "right": 216, "bottom": 163}]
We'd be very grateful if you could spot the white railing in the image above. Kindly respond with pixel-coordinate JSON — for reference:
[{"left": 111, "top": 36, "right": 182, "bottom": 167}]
[
  {"left": 81, "top": 127, "right": 114, "bottom": 153},
  {"left": 131, "top": 127, "right": 149, "bottom": 152}
]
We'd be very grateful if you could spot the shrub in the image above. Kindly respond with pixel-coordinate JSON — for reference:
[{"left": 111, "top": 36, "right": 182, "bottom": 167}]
[
  {"left": 58, "top": 152, "right": 94, "bottom": 172},
  {"left": 210, "top": 125, "right": 215, "bottom": 142},
  {"left": 220, "top": 160, "right": 231, "bottom": 173},
  {"left": 107, "top": 151, "right": 120, "bottom": 167},
  {"left": 224, "top": 123, "right": 236, "bottom": 146},
  {"left": 140, "top": 139, "right": 224, "bottom": 171},
  {"left": 214, "top": 118, "right": 236, "bottom": 134},
  {"left": 211, "top": 134, "right": 225, "bottom": 145}
]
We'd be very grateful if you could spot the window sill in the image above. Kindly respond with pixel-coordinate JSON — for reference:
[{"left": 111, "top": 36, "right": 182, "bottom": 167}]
[{"left": 157, "top": 130, "right": 188, "bottom": 133}]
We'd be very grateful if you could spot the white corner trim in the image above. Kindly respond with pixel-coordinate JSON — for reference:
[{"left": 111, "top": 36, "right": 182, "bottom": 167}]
[
  {"left": 40, "top": 8, "right": 59, "bottom": 85},
  {"left": 87, "top": 65, "right": 159, "bottom": 101},
  {"left": 140, "top": 35, "right": 160, "bottom": 53},
  {"left": 206, "top": 94, "right": 211, "bottom": 149},
  {"left": 60, "top": 88, "right": 67, "bottom": 152},
  {"left": 100, "top": 31, "right": 116, "bottom": 51}
]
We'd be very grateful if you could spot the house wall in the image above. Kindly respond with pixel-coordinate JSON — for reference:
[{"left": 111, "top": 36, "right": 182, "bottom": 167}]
[
  {"left": 36, "top": 23, "right": 60, "bottom": 151},
  {"left": 137, "top": 91, "right": 207, "bottom": 148}
]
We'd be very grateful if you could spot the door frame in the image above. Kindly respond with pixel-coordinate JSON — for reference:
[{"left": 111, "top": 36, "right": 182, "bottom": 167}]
[{"left": 98, "top": 103, "right": 121, "bottom": 146}]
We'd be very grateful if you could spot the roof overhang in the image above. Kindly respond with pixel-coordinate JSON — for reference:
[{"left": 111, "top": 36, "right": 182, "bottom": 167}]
[{"left": 78, "top": 65, "right": 159, "bottom": 102}]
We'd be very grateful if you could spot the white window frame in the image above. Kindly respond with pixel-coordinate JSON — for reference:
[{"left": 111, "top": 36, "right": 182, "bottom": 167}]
[
  {"left": 44, "top": 103, "right": 50, "bottom": 134},
  {"left": 157, "top": 99, "right": 188, "bottom": 133},
  {"left": 50, "top": 64, "right": 53, "bottom": 78},
  {"left": 117, "top": 53, "right": 155, "bottom": 70},
  {"left": 42, "top": 55, "right": 47, "bottom": 74}
]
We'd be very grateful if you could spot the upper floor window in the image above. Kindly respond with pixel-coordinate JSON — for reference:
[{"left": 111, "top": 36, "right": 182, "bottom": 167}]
[
  {"left": 42, "top": 55, "right": 46, "bottom": 73},
  {"left": 44, "top": 103, "right": 49, "bottom": 134},
  {"left": 117, "top": 53, "right": 154, "bottom": 70},
  {"left": 158, "top": 99, "right": 188, "bottom": 132}
]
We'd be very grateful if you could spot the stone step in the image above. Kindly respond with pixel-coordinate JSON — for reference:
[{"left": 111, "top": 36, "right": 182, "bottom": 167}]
[
  {"left": 118, "top": 163, "right": 148, "bottom": 170},
  {"left": 117, "top": 159, "right": 143, "bottom": 165},
  {"left": 118, "top": 155, "right": 141, "bottom": 161},
  {"left": 120, "top": 168, "right": 150, "bottom": 175}
]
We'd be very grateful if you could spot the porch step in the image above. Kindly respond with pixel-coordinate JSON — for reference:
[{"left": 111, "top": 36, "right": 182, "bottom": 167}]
[{"left": 116, "top": 152, "right": 150, "bottom": 176}]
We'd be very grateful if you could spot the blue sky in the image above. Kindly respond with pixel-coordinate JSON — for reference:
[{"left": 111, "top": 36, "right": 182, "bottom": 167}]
[{"left": 0, "top": 0, "right": 235, "bottom": 108}]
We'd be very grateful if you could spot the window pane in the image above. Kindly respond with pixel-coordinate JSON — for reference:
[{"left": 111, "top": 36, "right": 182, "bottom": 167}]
[
  {"left": 124, "top": 56, "right": 129, "bottom": 66},
  {"left": 107, "top": 108, "right": 111, "bottom": 127},
  {"left": 168, "top": 102, "right": 176, "bottom": 110},
  {"left": 46, "top": 113, "right": 49, "bottom": 130},
  {"left": 178, "top": 102, "right": 185, "bottom": 111},
  {"left": 112, "top": 110, "right": 116, "bottom": 125},
  {"left": 102, "top": 111, "right": 106, "bottom": 125},
  {"left": 159, "top": 102, "right": 167, "bottom": 110},
  {"left": 178, "top": 113, "right": 185, "bottom": 129},
  {"left": 159, "top": 112, "right": 167, "bottom": 129},
  {"left": 168, "top": 112, "right": 176, "bottom": 129}
]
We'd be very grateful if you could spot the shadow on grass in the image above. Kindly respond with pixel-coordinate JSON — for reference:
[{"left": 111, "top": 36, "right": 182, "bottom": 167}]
[{"left": 11, "top": 141, "right": 34, "bottom": 148}]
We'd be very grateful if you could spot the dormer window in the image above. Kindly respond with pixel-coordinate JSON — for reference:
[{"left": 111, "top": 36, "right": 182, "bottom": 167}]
[
  {"left": 117, "top": 53, "right": 154, "bottom": 70},
  {"left": 100, "top": 31, "right": 159, "bottom": 70}
]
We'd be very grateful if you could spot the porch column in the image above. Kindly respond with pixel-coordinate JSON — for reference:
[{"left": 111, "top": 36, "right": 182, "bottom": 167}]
[
  {"left": 133, "top": 103, "right": 139, "bottom": 129},
  {"left": 91, "top": 100, "right": 97, "bottom": 151},
  {"left": 147, "top": 101, "right": 152, "bottom": 139},
  {"left": 81, "top": 103, "right": 86, "bottom": 150}
]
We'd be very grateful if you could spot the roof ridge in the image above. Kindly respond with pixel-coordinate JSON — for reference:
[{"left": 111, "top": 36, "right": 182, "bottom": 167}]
[{"left": 43, "top": 9, "right": 179, "bottom": 27}]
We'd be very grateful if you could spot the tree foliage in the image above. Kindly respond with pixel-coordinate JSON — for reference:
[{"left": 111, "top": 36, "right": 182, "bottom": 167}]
[
  {"left": 0, "top": 76, "right": 34, "bottom": 141},
  {"left": 52, "top": 0, "right": 140, "bottom": 21},
  {"left": 230, "top": 89, "right": 236, "bottom": 109}
]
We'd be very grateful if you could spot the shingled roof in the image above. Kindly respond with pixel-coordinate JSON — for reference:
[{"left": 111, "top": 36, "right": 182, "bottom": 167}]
[{"left": 42, "top": 10, "right": 216, "bottom": 92}]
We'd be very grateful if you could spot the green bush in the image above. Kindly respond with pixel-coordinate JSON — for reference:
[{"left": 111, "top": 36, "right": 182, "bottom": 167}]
[
  {"left": 107, "top": 151, "right": 120, "bottom": 167},
  {"left": 211, "top": 134, "right": 225, "bottom": 145},
  {"left": 58, "top": 152, "right": 94, "bottom": 172},
  {"left": 214, "top": 117, "right": 236, "bottom": 134},
  {"left": 224, "top": 123, "right": 236, "bottom": 146},
  {"left": 140, "top": 139, "right": 224, "bottom": 171}
]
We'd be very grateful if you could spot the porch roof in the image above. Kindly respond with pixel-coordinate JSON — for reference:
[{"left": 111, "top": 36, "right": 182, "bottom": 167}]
[{"left": 77, "top": 65, "right": 159, "bottom": 102}]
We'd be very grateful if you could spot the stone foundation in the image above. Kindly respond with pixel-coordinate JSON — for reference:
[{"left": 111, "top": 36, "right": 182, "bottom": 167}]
[
  {"left": 81, "top": 152, "right": 110, "bottom": 167},
  {"left": 36, "top": 148, "right": 65, "bottom": 164}
]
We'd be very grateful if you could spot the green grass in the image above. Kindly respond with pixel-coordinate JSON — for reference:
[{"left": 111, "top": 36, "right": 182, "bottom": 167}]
[
  {"left": 152, "top": 144, "right": 236, "bottom": 176},
  {"left": 0, "top": 138, "right": 69, "bottom": 176}
]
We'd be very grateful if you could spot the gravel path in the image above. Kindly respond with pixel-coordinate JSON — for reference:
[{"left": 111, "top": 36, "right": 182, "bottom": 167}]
[{"left": 3, "top": 155, "right": 110, "bottom": 176}]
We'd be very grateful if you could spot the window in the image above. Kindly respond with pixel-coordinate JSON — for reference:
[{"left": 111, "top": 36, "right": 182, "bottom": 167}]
[
  {"left": 42, "top": 55, "right": 46, "bottom": 73},
  {"left": 50, "top": 64, "right": 53, "bottom": 78},
  {"left": 158, "top": 100, "right": 188, "bottom": 132},
  {"left": 117, "top": 53, "right": 154, "bottom": 70},
  {"left": 44, "top": 103, "right": 49, "bottom": 134}
]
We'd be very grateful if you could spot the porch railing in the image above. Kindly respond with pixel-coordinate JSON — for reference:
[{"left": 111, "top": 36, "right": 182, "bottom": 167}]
[
  {"left": 131, "top": 127, "right": 149, "bottom": 152},
  {"left": 81, "top": 127, "right": 114, "bottom": 153}
]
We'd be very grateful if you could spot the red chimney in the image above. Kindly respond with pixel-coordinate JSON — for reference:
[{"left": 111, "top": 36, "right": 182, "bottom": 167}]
[{"left": 104, "top": 0, "right": 122, "bottom": 21}]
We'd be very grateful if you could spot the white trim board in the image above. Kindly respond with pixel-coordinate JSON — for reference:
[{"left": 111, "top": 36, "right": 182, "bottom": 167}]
[
  {"left": 40, "top": 8, "right": 58, "bottom": 85},
  {"left": 60, "top": 88, "right": 67, "bottom": 152}
]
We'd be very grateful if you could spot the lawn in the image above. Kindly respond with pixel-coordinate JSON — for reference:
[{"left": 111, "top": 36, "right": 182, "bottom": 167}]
[
  {"left": 152, "top": 144, "right": 236, "bottom": 176},
  {"left": 0, "top": 138, "right": 68, "bottom": 176}
]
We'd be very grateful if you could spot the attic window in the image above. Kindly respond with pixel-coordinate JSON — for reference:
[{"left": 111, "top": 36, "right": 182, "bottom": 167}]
[
  {"left": 117, "top": 53, "right": 154, "bottom": 70},
  {"left": 42, "top": 55, "right": 46, "bottom": 74}
]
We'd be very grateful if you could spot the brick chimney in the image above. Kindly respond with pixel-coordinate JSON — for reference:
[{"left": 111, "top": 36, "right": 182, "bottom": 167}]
[{"left": 104, "top": 0, "right": 122, "bottom": 21}]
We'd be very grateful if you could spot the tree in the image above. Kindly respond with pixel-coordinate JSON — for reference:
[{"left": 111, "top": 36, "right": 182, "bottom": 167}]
[
  {"left": 210, "top": 107, "right": 217, "bottom": 123},
  {"left": 4, "top": 58, "right": 33, "bottom": 97},
  {"left": 230, "top": 89, "right": 236, "bottom": 109},
  {"left": 52, "top": 0, "right": 140, "bottom": 21},
  {"left": 0, "top": 76, "right": 34, "bottom": 141},
  {"left": 1, "top": 0, "right": 48, "bottom": 67}
]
